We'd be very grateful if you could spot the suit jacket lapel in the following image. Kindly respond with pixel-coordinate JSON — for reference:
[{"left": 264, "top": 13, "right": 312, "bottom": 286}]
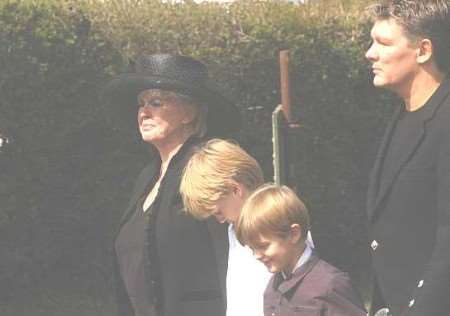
[
  {"left": 115, "top": 162, "right": 159, "bottom": 237},
  {"left": 276, "top": 253, "right": 319, "bottom": 295},
  {"left": 367, "top": 106, "right": 402, "bottom": 220},
  {"left": 372, "top": 118, "right": 425, "bottom": 219},
  {"left": 368, "top": 79, "right": 450, "bottom": 222},
  {"left": 207, "top": 219, "right": 229, "bottom": 305}
]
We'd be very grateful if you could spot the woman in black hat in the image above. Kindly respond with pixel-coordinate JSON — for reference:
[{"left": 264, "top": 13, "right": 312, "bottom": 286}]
[{"left": 104, "top": 54, "right": 240, "bottom": 316}]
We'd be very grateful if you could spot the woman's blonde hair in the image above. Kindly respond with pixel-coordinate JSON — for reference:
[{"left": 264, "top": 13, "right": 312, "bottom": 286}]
[
  {"left": 235, "top": 184, "right": 310, "bottom": 247},
  {"left": 172, "top": 92, "right": 208, "bottom": 138},
  {"left": 180, "top": 139, "right": 264, "bottom": 219}
]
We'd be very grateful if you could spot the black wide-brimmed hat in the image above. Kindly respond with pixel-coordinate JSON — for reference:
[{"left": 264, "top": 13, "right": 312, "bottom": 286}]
[{"left": 102, "top": 54, "right": 241, "bottom": 137}]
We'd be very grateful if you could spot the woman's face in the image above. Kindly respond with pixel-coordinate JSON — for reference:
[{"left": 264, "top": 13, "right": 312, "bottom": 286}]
[{"left": 137, "top": 89, "right": 198, "bottom": 146}]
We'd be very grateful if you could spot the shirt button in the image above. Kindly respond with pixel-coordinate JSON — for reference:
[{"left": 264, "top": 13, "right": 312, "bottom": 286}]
[
  {"left": 409, "top": 299, "right": 415, "bottom": 307},
  {"left": 418, "top": 280, "right": 424, "bottom": 288},
  {"left": 371, "top": 240, "right": 379, "bottom": 251},
  {"left": 374, "top": 308, "right": 390, "bottom": 316}
]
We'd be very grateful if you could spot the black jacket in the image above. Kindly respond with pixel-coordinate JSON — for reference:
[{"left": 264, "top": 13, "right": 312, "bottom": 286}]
[
  {"left": 113, "top": 137, "right": 228, "bottom": 316},
  {"left": 367, "top": 78, "right": 450, "bottom": 316}
]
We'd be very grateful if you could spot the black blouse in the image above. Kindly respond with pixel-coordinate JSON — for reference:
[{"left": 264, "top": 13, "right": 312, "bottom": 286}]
[{"left": 115, "top": 197, "right": 157, "bottom": 316}]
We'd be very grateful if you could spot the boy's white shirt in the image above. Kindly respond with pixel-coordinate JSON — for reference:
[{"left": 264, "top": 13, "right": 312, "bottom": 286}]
[
  {"left": 281, "top": 242, "right": 313, "bottom": 279},
  {"left": 225, "top": 226, "right": 315, "bottom": 316},
  {"left": 226, "top": 225, "right": 272, "bottom": 316}
]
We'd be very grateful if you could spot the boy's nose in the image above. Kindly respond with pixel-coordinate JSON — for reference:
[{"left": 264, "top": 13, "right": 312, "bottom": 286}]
[{"left": 253, "top": 250, "right": 263, "bottom": 260}]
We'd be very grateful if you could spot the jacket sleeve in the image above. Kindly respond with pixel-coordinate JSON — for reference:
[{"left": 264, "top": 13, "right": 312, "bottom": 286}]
[
  {"left": 322, "top": 272, "right": 367, "bottom": 316},
  {"left": 408, "top": 123, "right": 450, "bottom": 316}
]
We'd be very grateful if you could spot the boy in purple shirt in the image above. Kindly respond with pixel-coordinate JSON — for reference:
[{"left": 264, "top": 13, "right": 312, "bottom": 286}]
[{"left": 236, "top": 184, "right": 366, "bottom": 316}]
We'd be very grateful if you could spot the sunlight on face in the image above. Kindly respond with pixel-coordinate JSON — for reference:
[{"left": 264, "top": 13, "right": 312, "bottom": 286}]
[
  {"left": 137, "top": 89, "right": 198, "bottom": 146},
  {"left": 365, "top": 19, "right": 420, "bottom": 94}
]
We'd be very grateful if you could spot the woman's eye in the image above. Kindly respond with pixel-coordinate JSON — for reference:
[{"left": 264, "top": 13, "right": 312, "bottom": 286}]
[
  {"left": 149, "top": 98, "right": 162, "bottom": 107},
  {"left": 139, "top": 97, "right": 163, "bottom": 108}
]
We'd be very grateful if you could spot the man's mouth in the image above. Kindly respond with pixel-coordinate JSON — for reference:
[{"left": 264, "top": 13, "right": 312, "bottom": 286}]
[{"left": 140, "top": 120, "right": 155, "bottom": 130}]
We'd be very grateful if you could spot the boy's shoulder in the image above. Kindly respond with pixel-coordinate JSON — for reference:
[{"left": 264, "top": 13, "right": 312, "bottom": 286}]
[
  {"left": 266, "top": 253, "right": 356, "bottom": 299},
  {"left": 265, "top": 254, "right": 366, "bottom": 316},
  {"left": 270, "top": 254, "right": 344, "bottom": 284},
  {"left": 310, "top": 255, "right": 350, "bottom": 279},
  {"left": 305, "top": 255, "right": 354, "bottom": 291}
]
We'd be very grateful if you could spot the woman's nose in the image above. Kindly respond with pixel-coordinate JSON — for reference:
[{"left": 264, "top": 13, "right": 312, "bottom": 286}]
[{"left": 138, "top": 105, "right": 153, "bottom": 117}]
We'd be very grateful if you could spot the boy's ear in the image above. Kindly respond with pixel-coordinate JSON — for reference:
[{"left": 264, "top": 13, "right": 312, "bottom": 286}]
[
  {"left": 231, "top": 181, "right": 246, "bottom": 197},
  {"left": 289, "top": 223, "right": 302, "bottom": 244}
]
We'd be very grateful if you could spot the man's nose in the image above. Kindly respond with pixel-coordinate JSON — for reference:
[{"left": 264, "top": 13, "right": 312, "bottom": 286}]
[{"left": 365, "top": 43, "right": 377, "bottom": 61}]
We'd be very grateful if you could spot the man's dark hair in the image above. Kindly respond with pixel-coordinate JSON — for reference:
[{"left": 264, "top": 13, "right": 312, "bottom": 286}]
[{"left": 367, "top": 0, "right": 450, "bottom": 75}]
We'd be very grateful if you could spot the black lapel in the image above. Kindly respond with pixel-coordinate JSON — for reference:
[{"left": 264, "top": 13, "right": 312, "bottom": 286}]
[
  {"left": 367, "top": 106, "right": 402, "bottom": 220},
  {"left": 276, "top": 253, "right": 320, "bottom": 295},
  {"left": 368, "top": 78, "right": 450, "bottom": 221},
  {"left": 114, "top": 162, "right": 159, "bottom": 238},
  {"left": 115, "top": 136, "right": 203, "bottom": 236},
  {"left": 206, "top": 219, "right": 229, "bottom": 305}
]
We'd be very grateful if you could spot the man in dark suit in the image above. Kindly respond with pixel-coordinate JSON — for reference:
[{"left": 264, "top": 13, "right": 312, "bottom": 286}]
[{"left": 365, "top": 1, "right": 450, "bottom": 315}]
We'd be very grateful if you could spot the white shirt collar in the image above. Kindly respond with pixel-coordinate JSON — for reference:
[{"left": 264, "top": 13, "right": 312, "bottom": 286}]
[{"left": 282, "top": 242, "right": 313, "bottom": 279}]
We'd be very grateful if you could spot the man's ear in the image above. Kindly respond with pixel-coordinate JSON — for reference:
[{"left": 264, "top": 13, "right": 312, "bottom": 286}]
[
  {"left": 416, "top": 38, "right": 434, "bottom": 64},
  {"left": 289, "top": 223, "right": 302, "bottom": 244}
]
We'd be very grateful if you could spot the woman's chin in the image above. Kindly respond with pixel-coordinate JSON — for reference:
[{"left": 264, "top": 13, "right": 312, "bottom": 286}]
[{"left": 140, "top": 132, "right": 163, "bottom": 143}]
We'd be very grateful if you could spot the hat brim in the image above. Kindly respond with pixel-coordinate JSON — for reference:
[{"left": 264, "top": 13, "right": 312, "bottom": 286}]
[{"left": 101, "top": 73, "right": 241, "bottom": 138}]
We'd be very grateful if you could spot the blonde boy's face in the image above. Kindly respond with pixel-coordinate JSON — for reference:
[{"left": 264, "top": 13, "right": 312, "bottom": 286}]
[
  {"left": 250, "top": 225, "right": 303, "bottom": 275},
  {"left": 212, "top": 183, "right": 248, "bottom": 224}
]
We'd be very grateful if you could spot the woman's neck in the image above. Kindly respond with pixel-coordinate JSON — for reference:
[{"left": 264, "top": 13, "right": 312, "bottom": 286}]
[{"left": 155, "top": 132, "right": 194, "bottom": 177}]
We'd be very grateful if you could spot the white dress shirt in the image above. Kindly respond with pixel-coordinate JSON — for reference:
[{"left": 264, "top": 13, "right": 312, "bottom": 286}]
[
  {"left": 226, "top": 225, "right": 272, "bottom": 316},
  {"left": 281, "top": 242, "right": 313, "bottom": 279}
]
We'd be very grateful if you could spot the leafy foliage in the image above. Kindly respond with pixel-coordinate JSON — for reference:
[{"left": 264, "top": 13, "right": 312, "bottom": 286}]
[{"left": 1, "top": 0, "right": 396, "bottom": 306}]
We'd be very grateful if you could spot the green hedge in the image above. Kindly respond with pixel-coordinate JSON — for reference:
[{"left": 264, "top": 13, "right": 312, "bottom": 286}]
[{"left": 1, "top": 0, "right": 396, "bottom": 304}]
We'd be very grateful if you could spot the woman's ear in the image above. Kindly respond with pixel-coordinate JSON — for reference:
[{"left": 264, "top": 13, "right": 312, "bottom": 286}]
[
  {"left": 181, "top": 104, "right": 199, "bottom": 125},
  {"left": 289, "top": 223, "right": 302, "bottom": 244}
]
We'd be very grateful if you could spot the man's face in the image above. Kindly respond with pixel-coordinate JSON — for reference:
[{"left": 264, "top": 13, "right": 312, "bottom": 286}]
[{"left": 365, "top": 19, "right": 420, "bottom": 95}]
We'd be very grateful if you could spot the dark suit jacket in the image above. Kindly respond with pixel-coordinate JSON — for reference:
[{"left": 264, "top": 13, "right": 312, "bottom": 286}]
[
  {"left": 112, "top": 137, "right": 228, "bottom": 316},
  {"left": 264, "top": 253, "right": 366, "bottom": 316},
  {"left": 367, "top": 78, "right": 450, "bottom": 316}
]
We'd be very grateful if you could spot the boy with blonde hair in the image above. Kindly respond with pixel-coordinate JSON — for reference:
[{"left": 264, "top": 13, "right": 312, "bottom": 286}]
[
  {"left": 180, "top": 138, "right": 271, "bottom": 316},
  {"left": 236, "top": 184, "right": 366, "bottom": 316}
]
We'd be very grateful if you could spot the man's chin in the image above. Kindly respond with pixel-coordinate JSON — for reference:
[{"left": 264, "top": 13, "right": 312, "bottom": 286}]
[{"left": 373, "top": 77, "right": 386, "bottom": 88}]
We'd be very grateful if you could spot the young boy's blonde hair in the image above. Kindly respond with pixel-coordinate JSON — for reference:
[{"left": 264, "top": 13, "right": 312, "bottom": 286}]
[
  {"left": 235, "top": 184, "right": 310, "bottom": 247},
  {"left": 180, "top": 138, "right": 264, "bottom": 219}
]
